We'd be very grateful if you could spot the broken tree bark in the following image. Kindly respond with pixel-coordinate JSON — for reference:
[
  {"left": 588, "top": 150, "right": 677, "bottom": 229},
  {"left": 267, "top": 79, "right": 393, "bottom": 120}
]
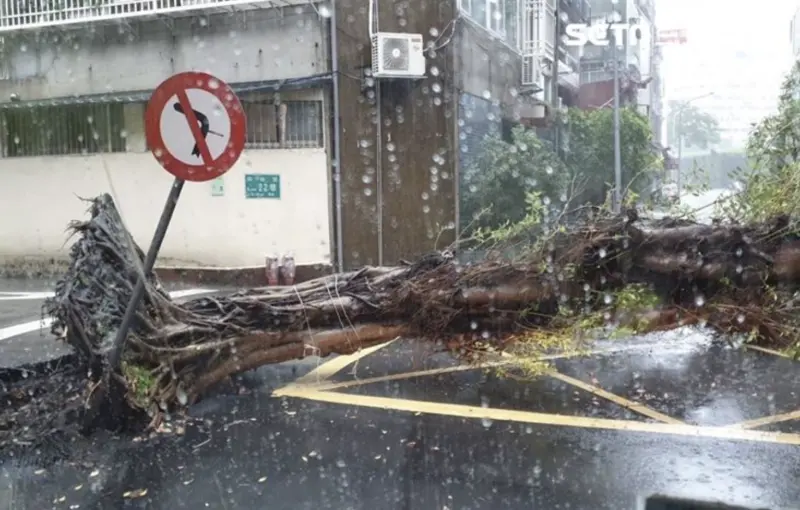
[{"left": 4, "top": 194, "right": 800, "bottom": 448}]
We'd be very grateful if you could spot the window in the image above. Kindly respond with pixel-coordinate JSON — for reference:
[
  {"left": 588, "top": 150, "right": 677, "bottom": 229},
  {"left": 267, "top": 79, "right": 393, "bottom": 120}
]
[
  {"left": 486, "top": 0, "right": 504, "bottom": 34},
  {"left": 241, "top": 94, "right": 323, "bottom": 149},
  {"left": 2, "top": 103, "right": 126, "bottom": 157}
]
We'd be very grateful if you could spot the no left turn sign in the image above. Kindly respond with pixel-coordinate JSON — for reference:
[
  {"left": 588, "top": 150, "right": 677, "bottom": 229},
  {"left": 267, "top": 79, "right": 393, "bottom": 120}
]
[{"left": 145, "top": 71, "right": 246, "bottom": 182}]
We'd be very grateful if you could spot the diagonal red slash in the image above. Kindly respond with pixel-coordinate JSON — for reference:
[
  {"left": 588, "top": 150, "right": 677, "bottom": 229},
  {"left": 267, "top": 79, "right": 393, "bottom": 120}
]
[{"left": 175, "top": 89, "right": 213, "bottom": 165}]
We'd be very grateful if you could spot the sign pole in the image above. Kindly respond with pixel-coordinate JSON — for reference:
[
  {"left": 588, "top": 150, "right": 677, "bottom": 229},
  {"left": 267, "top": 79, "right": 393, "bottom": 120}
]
[
  {"left": 108, "top": 177, "right": 185, "bottom": 370},
  {"left": 106, "top": 71, "right": 246, "bottom": 373}
]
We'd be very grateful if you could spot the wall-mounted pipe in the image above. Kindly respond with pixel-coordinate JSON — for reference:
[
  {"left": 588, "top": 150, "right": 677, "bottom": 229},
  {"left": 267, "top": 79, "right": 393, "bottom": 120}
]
[{"left": 331, "top": 0, "right": 344, "bottom": 271}]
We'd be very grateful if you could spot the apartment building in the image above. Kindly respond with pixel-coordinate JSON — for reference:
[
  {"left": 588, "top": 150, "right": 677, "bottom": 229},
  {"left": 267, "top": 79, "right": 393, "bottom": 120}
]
[
  {"left": 0, "top": 0, "right": 639, "bottom": 271},
  {"left": 577, "top": 0, "right": 662, "bottom": 142}
]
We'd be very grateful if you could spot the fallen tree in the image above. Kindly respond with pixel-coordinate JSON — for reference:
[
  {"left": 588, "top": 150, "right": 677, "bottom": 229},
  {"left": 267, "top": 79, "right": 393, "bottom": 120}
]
[{"left": 4, "top": 193, "right": 800, "bottom": 453}]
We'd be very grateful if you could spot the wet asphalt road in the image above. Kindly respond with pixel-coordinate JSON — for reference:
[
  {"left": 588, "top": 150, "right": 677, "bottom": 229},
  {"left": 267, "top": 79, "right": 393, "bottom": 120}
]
[{"left": 2, "top": 280, "right": 800, "bottom": 509}]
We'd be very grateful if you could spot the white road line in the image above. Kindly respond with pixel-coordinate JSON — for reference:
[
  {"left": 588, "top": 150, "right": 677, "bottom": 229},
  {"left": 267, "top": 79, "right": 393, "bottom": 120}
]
[
  {"left": 0, "top": 288, "right": 214, "bottom": 342},
  {"left": 0, "top": 292, "right": 57, "bottom": 301}
]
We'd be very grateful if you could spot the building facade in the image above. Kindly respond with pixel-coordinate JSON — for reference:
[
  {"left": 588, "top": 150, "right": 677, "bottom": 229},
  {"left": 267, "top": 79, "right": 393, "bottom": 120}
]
[
  {"left": 0, "top": 1, "right": 333, "bottom": 270},
  {"left": 0, "top": 0, "right": 661, "bottom": 273},
  {"left": 575, "top": 0, "right": 661, "bottom": 143},
  {"left": 792, "top": 6, "right": 800, "bottom": 60}
]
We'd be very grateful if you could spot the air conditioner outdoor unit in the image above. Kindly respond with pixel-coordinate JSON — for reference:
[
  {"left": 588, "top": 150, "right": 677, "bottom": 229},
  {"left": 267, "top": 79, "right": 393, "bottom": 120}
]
[{"left": 370, "top": 32, "right": 426, "bottom": 79}]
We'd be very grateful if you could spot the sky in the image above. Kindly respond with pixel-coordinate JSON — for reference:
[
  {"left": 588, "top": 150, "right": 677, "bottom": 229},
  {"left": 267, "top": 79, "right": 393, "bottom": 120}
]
[{"left": 656, "top": 0, "right": 797, "bottom": 150}]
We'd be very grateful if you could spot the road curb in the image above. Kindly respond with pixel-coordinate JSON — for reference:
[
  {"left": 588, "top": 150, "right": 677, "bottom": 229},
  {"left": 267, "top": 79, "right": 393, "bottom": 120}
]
[{"left": 1, "top": 259, "right": 333, "bottom": 287}]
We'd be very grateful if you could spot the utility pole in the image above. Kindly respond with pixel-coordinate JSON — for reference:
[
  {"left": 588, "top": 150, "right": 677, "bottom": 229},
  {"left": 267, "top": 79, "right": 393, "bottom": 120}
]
[
  {"left": 611, "top": 25, "right": 622, "bottom": 213},
  {"left": 676, "top": 107, "right": 684, "bottom": 197},
  {"left": 551, "top": 1, "right": 560, "bottom": 157}
]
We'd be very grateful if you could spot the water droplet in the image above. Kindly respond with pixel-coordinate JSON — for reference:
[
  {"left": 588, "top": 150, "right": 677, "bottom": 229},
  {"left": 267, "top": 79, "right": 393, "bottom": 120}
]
[
  {"left": 317, "top": 3, "right": 332, "bottom": 17},
  {"left": 481, "top": 396, "right": 490, "bottom": 408},
  {"left": 598, "top": 248, "right": 607, "bottom": 258},
  {"left": 336, "top": 459, "right": 346, "bottom": 468},
  {"left": 363, "top": 188, "right": 373, "bottom": 196},
  {"left": 735, "top": 248, "right": 743, "bottom": 257},
  {"left": 470, "top": 321, "right": 478, "bottom": 330},
  {"left": 429, "top": 27, "right": 439, "bottom": 37},
  {"left": 603, "top": 294, "right": 612, "bottom": 304},
  {"left": 736, "top": 265, "right": 743, "bottom": 274},
  {"left": 736, "top": 314, "right": 745, "bottom": 324},
  {"left": 176, "top": 388, "right": 188, "bottom": 406},
  {"left": 694, "top": 295, "right": 705, "bottom": 307},
  {"left": 208, "top": 78, "right": 220, "bottom": 89},
  {"left": 481, "top": 417, "right": 493, "bottom": 428},
  {"left": 482, "top": 90, "right": 491, "bottom": 99},
  {"left": 545, "top": 166, "right": 553, "bottom": 175}
]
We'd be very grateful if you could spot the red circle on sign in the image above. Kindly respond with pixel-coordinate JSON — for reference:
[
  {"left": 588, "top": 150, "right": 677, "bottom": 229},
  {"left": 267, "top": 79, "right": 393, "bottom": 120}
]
[{"left": 145, "top": 71, "right": 246, "bottom": 182}]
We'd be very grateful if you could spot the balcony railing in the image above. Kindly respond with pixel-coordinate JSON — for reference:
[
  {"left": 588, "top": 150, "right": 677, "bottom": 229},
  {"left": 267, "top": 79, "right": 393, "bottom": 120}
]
[{"left": 0, "top": 0, "right": 276, "bottom": 32}]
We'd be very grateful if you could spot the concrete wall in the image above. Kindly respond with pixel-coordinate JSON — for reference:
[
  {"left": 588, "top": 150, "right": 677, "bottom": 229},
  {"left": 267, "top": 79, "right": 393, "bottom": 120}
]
[
  {"left": 0, "top": 87, "right": 332, "bottom": 267},
  {"left": 454, "top": 17, "right": 521, "bottom": 106},
  {"left": 0, "top": 149, "right": 331, "bottom": 267},
  {"left": 0, "top": 4, "right": 328, "bottom": 101}
]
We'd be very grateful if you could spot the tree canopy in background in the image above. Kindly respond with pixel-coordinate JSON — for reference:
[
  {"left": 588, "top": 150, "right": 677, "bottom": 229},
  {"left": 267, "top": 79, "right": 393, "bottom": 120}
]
[
  {"left": 459, "top": 106, "right": 659, "bottom": 233},
  {"left": 562, "top": 107, "right": 658, "bottom": 206},
  {"left": 718, "top": 61, "right": 800, "bottom": 223},
  {"left": 459, "top": 125, "right": 568, "bottom": 231},
  {"left": 666, "top": 100, "right": 721, "bottom": 150}
]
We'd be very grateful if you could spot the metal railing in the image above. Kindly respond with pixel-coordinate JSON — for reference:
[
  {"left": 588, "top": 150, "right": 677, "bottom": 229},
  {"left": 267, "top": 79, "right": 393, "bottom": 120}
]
[
  {"left": 243, "top": 97, "right": 324, "bottom": 149},
  {"left": 0, "top": 0, "right": 274, "bottom": 32},
  {"left": 0, "top": 95, "right": 323, "bottom": 157},
  {"left": 1, "top": 102, "right": 126, "bottom": 157},
  {"left": 520, "top": 0, "right": 543, "bottom": 85}
]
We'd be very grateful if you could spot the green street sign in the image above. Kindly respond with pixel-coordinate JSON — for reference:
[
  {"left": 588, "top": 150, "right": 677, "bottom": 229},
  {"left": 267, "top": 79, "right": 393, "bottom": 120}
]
[{"left": 245, "top": 174, "right": 280, "bottom": 199}]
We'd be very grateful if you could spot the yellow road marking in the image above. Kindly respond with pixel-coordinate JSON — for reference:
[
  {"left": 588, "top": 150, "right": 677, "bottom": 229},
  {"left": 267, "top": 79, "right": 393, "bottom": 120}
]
[
  {"left": 548, "top": 371, "right": 684, "bottom": 425},
  {"left": 743, "top": 344, "right": 792, "bottom": 359},
  {"left": 276, "top": 360, "right": 512, "bottom": 395},
  {"left": 281, "top": 344, "right": 652, "bottom": 395},
  {"left": 276, "top": 387, "right": 800, "bottom": 446},
  {"left": 729, "top": 409, "right": 800, "bottom": 430},
  {"left": 287, "top": 339, "right": 397, "bottom": 387}
]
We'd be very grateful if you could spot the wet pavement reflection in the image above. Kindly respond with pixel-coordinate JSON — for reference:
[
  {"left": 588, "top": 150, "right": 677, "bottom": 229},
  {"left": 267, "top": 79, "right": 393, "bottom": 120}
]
[{"left": 3, "top": 312, "right": 800, "bottom": 508}]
